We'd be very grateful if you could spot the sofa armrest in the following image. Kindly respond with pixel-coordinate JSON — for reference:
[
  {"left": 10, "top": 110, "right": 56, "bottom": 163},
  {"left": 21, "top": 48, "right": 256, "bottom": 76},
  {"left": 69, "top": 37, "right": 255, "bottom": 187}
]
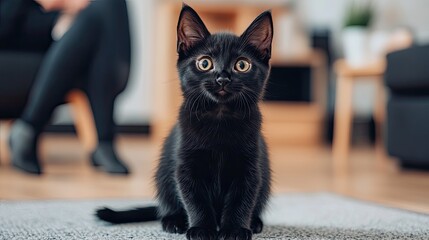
[
  {"left": 0, "top": 51, "right": 44, "bottom": 97},
  {"left": 385, "top": 45, "right": 429, "bottom": 91},
  {"left": 0, "top": 51, "right": 44, "bottom": 118}
]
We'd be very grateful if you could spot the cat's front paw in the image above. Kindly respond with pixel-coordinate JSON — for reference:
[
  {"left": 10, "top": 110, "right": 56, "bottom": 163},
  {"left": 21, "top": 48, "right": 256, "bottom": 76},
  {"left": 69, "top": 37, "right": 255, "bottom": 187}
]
[
  {"left": 186, "top": 227, "right": 217, "bottom": 240},
  {"left": 161, "top": 214, "right": 188, "bottom": 234},
  {"left": 251, "top": 217, "right": 264, "bottom": 234},
  {"left": 218, "top": 227, "right": 252, "bottom": 240}
]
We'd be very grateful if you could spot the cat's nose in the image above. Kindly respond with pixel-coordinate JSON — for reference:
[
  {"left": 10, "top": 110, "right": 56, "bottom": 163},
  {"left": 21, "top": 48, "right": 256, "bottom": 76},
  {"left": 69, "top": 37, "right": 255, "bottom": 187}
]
[{"left": 216, "top": 77, "right": 231, "bottom": 87}]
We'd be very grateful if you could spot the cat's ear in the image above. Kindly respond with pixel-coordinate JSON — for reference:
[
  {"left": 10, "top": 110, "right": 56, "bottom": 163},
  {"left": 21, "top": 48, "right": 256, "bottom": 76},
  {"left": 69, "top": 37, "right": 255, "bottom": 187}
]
[
  {"left": 240, "top": 11, "right": 273, "bottom": 59},
  {"left": 177, "top": 4, "right": 210, "bottom": 54}
]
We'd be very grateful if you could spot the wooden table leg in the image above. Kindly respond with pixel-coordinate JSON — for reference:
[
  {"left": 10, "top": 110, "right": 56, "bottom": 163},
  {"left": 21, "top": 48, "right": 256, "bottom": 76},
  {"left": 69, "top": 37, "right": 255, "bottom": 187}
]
[
  {"left": 333, "top": 76, "right": 354, "bottom": 173},
  {"left": 373, "top": 77, "right": 388, "bottom": 167}
]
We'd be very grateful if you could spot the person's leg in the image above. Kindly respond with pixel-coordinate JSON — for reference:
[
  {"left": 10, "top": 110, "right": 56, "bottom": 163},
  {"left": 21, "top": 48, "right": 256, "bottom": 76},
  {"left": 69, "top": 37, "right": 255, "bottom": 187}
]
[
  {"left": 87, "top": 90, "right": 130, "bottom": 174},
  {"left": 9, "top": 5, "right": 100, "bottom": 174},
  {"left": 10, "top": 0, "right": 131, "bottom": 175},
  {"left": 21, "top": 7, "right": 100, "bottom": 130},
  {"left": 85, "top": 55, "right": 129, "bottom": 174},
  {"left": 85, "top": 0, "right": 131, "bottom": 174}
]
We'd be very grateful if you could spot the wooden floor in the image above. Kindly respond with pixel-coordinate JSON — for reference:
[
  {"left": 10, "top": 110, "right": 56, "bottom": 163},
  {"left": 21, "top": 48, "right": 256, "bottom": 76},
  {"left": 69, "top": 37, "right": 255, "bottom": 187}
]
[{"left": 0, "top": 133, "right": 428, "bottom": 214}]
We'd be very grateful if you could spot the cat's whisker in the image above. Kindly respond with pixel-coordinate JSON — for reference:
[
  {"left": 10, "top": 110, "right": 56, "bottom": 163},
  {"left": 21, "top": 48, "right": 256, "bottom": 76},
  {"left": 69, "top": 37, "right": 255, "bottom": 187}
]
[
  {"left": 244, "top": 92, "right": 253, "bottom": 118},
  {"left": 246, "top": 91, "right": 260, "bottom": 105},
  {"left": 237, "top": 92, "right": 246, "bottom": 118},
  {"left": 237, "top": 92, "right": 246, "bottom": 119},
  {"left": 239, "top": 90, "right": 257, "bottom": 118},
  {"left": 195, "top": 92, "right": 206, "bottom": 121},
  {"left": 242, "top": 86, "right": 259, "bottom": 99},
  {"left": 203, "top": 91, "right": 219, "bottom": 103}
]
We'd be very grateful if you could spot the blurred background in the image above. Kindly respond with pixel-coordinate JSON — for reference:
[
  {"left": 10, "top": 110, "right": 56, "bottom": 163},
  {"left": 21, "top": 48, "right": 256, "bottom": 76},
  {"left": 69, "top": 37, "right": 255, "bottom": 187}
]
[{"left": 0, "top": 0, "right": 428, "bottom": 214}]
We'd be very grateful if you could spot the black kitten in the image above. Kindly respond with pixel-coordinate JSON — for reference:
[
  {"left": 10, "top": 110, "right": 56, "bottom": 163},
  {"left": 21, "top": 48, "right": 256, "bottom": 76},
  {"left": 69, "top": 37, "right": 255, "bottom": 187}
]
[{"left": 96, "top": 4, "right": 273, "bottom": 240}]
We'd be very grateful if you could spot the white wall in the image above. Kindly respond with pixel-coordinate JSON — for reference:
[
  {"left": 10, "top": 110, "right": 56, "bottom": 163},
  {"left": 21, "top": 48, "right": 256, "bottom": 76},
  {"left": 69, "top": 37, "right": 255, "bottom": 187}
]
[
  {"left": 295, "top": 0, "right": 429, "bottom": 117},
  {"left": 114, "top": 0, "right": 154, "bottom": 124},
  {"left": 296, "top": 0, "right": 429, "bottom": 51}
]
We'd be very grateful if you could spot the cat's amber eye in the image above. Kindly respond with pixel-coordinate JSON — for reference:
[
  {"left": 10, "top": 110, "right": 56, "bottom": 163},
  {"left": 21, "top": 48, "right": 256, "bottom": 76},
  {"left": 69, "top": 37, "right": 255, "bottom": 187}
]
[
  {"left": 234, "top": 58, "right": 251, "bottom": 72},
  {"left": 196, "top": 56, "right": 213, "bottom": 72}
]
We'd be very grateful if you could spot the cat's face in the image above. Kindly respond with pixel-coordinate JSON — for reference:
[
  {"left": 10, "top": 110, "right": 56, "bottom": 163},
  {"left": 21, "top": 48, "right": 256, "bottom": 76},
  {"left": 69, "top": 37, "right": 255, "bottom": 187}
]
[{"left": 176, "top": 5, "right": 273, "bottom": 104}]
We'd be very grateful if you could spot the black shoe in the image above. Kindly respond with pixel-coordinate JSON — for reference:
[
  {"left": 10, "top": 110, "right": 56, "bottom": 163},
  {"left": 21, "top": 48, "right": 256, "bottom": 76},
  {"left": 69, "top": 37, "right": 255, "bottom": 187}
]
[
  {"left": 9, "top": 120, "right": 42, "bottom": 175},
  {"left": 90, "top": 142, "right": 129, "bottom": 175}
]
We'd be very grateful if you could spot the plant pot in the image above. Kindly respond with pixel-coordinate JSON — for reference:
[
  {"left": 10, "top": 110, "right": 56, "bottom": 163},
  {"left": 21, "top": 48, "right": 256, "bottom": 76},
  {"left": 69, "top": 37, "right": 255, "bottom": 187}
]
[{"left": 343, "top": 26, "right": 369, "bottom": 67}]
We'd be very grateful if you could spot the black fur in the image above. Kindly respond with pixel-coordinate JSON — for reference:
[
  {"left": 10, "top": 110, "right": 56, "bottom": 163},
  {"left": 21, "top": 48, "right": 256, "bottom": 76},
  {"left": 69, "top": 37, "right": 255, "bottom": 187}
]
[{"left": 96, "top": 4, "right": 273, "bottom": 240}]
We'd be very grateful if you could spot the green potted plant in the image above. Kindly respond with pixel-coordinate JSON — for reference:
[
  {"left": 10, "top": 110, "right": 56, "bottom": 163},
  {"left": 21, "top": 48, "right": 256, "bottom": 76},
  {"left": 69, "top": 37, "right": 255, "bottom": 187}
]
[{"left": 343, "top": 1, "right": 373, "bottom": 66}]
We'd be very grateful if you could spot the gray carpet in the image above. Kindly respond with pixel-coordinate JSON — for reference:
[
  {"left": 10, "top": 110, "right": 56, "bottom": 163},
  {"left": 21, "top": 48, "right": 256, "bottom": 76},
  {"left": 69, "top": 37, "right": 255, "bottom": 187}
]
[{"left": 1, "top": 193, "right": 428, "bottom": 240}]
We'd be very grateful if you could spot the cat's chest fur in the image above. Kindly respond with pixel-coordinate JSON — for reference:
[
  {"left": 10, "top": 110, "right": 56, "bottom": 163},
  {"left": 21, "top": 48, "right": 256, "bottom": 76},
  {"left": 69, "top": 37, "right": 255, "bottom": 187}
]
[
  {"left": 202, "top": 105, "right": 235, "bottom": 119},
  {"left": 179, "top": 103, "right": 261, "bottom": 148},
  {"left": 176, "top": 103, "right": 259, "bottom": 188}
]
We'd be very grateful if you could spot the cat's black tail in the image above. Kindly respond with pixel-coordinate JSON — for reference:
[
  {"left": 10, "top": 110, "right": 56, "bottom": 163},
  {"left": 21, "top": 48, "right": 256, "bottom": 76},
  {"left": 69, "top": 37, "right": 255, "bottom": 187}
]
[{"left": 95, "top": 206, "right": 159, "bottom": 224}]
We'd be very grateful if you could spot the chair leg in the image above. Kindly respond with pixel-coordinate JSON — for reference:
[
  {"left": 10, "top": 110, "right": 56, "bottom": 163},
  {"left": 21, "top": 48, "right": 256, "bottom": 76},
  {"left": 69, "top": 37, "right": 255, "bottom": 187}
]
[
  {"left": 0, "top": 120, "right": 12, "bottom": 165},
  {"left": 67, "top": 90, "right": 97, "bottom": 153},
  {"left": 333, "top": 76, "right": 354, "bottom": 174}
]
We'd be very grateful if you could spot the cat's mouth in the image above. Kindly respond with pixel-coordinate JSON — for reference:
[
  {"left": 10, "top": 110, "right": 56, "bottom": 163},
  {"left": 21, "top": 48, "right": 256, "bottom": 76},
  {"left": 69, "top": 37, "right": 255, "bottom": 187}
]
[
  {"left": 203, "top": 84, "right": 236, "bottom": 102},
  {"left": 215, "top": 86, "right": 235, "bottom": 99},
  {"left": 217, "top": 89, "right": 228, "bottom": 96}
]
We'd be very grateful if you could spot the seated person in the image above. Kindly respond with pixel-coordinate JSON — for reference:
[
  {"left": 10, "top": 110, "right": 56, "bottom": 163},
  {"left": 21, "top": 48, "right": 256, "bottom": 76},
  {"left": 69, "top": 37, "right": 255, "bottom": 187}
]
[{"left": 3, "top": 0, "right": 132, "bottom": 175}]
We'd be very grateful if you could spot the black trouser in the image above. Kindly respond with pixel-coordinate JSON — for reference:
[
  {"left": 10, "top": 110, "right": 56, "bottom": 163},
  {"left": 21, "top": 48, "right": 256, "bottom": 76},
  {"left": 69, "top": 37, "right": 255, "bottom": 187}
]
[{"left": 22, "top": 0, "right": 131, "bottom": 142}]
